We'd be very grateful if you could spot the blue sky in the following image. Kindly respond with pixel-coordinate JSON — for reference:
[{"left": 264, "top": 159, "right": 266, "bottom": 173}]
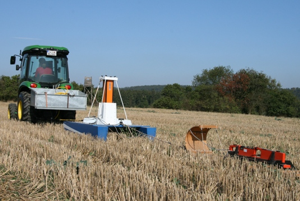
[{"left": 1, "top": 1, "right": 299, "bottom": 88}]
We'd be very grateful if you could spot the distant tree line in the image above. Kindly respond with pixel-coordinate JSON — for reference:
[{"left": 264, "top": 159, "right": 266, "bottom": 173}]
[
  {"left": 153, "top": 66, "right": 300, "bottom": 117},
  {"left": 287, "top": 88, "right": 300, "bottom": 100},
  {"left": 1, "top": 67, "right": 299, "bottom": 117},
  {"left": 122, "top": 85, "right": 166, "bottom": 92},
  {"left": 71, "top": 82, "right": 161, "bottom": 108},
  {"left": 0, "top": 75, "right": 161, "bottom": 108}
]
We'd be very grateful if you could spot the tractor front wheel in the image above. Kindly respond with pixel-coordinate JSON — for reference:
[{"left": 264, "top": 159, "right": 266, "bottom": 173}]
[
  {"left": 8, "top": 103, "right": 17, "bottom": 120},
  {"left": 17, "top": 91, "right": 32, "bottom": 122}
]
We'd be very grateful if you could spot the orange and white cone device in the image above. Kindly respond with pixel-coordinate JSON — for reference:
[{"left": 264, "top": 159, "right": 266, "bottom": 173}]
[{"left": 84, "top": 76, "right": 132, "bottom": 125}]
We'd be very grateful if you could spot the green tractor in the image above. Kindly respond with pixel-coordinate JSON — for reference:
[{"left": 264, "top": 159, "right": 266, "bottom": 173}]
[{"left": 8, "top": 45, "right": 87, "bottom": 123}]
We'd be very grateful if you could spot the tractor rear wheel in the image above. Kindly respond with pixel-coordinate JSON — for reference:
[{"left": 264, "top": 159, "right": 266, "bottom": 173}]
[
  {"left": 17, "top": 91, "right": 32, "bottom": 122},
  {"left": 8, "top": 103, "right": 17, "bottom": 120}
]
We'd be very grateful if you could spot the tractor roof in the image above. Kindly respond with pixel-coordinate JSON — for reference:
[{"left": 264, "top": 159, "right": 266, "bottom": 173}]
[{"left": 22, "top": 45, "right": 69, "bottom": 56}]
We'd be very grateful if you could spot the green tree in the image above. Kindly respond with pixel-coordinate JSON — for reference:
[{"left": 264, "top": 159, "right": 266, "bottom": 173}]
[
  {"left": 216, "top": 68, "right": 282, "bottom": 115},
  {"left": 192, "top": 66, "right": 233, "bottom": 86},
  {"left": 239, "top": 68, "right": 281, "bottom": 114},
  {"left": 71, "top": 81, "right": 84, "bottom": 92},
  {"left": 0, "top": 75, "right": 19, "bottom": 101},
  {"left": 191, "top": 85, "right": 240, "bottom": 113},
  {"left": 216, "top": 71, "right": 250, "bottom": 111},
  {"left": 288, "top": 88, "right": 300, "bottom": 100},
  {"left": 114, "top": 89, "right": 161, "bottom": 108},
  {"left": 153, "top": 83, "right": 184, "bottom": 109},
  {"left": 266, "top": 89, "right": 300, "bottom": 117}
]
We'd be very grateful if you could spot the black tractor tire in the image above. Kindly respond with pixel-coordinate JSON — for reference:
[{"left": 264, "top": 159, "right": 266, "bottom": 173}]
[
  {"left": 8, "top": 103, "right": 17, "bottom": 120},
  {"left": 17, "top": 91, "right": 32, "bottom": 122}
]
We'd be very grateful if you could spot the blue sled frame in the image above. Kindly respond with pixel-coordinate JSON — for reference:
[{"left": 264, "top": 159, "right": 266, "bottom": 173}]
[{"left": 63, "top": 121, "right": 156, "bottom": 141}]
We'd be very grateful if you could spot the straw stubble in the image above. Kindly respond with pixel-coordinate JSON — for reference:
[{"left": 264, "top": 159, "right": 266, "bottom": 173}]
[{"left": 0, "top": 102, "right": 300, "bottom": 200}]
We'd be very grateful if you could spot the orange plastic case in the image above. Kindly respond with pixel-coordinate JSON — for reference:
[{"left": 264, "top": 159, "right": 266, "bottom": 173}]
[{"left": 228, "top": 144, "right": 294, "bottom": 169}]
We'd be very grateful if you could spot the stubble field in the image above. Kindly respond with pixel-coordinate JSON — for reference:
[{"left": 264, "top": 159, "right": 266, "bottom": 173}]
[{"left": 0, "top": 101, "right": 300, "bottom": 200}]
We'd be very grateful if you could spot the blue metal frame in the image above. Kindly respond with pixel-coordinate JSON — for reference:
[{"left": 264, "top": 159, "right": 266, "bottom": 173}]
[{"left": 63, "top": 121, "right": 156, "bottom": 141}]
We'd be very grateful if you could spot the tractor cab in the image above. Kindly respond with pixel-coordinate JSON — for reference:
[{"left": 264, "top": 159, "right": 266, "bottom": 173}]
[
  {"left": 8, "top": 45, "right": 86, "bottom": 123},
  {"left": 11, "top": 45, "right": 71, "bottom": 88}
]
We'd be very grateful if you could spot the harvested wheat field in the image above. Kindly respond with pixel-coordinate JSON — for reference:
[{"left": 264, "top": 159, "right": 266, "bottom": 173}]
[{"left": 0, "top": 101, "right": 300, "bottom": 200}]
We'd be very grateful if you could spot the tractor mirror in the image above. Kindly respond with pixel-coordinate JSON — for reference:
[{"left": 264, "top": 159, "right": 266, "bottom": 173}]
[
  {"left": 16, "top": 65, "right": 21, "bottom": 70},
  {"left": 10, "top": 56, "right": 16, "bottom": 64}
]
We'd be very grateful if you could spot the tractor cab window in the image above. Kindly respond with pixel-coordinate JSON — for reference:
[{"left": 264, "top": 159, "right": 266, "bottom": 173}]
[
  {"left": 28, "top": 56, "right": 69, "bottom": 84},
  {"left": 20, "top": 54, "right": 28, "bottom": 80},
  {"left": 56, "top": 57, "right": 69, "bottom": 83}
]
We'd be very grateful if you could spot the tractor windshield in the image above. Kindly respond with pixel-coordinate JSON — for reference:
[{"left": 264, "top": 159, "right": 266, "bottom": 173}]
[{"left": 28, "top": 56, "right": 70, "bottom": 84}]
